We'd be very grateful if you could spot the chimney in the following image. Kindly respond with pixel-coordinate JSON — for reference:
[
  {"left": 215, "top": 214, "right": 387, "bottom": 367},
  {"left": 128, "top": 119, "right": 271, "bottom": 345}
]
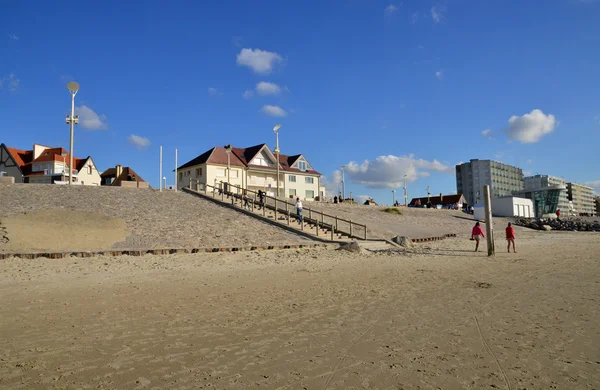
[{"left": 116, "top": 164, "right": 122, "bottom": 178}]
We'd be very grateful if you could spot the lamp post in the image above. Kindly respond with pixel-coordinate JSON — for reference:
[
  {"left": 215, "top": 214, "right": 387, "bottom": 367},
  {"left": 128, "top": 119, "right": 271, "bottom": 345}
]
[
  {"left": 392, "top": 189, "right": 396, "bottom": 205},
  {"left": 225, "top": 144, "right": 232, "bottom": 193},
  {"left": 403, "top": 174, "right": 408, "bottom": 206},
  {"left": 341, "top": 165, "right": 346, "bottom": 201},
  {"left": 65, "top": 82, "right": 80, "bottom": 185},
  {"left": 273, "top": 124, "right": 281, "bottom": 198}
]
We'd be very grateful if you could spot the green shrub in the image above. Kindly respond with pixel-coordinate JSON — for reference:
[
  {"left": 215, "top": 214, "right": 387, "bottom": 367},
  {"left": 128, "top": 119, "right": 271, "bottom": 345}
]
[{"left": 382, "top": 207, "right": 402, "bottom": 215}]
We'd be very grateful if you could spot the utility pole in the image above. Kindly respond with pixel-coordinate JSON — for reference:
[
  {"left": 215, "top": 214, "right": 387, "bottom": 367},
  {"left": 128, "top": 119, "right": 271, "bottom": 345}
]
[
  {"left": 483, "top": 185, "right": 495, "bottom": 257},
  {"left": 341, "top": 165, "right": 346, "bottom": 200},
  {"left": 403, "top": 174, "right": 408, "bottom": 206},
  {"left": 175, "top": 149, "right": 178, "bottom": 192}
]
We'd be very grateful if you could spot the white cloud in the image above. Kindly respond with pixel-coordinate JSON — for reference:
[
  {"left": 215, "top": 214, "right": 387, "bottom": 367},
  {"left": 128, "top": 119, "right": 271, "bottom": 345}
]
[
  {"left": 523, "top": 170, "right": 533, "bottom": 177},
  {"left": 236, "top": 48, "right": 283, "bottom": 74},
  {"left": 208, "top": 87, "right": 218, "bottom": 95},
  {"left": 75, "top": 105, "right": 108, "bottom": 130},
  {"left": 481, "top": 129, "right": 493, "bottom": 138},
  {"left": 261, "top": 105, "right": 287, "bottom": 117},
  {"left": 506, "top": 109, "right": 556, "bottom": 143},
  {"left": 321, "top": 172, "right": 342, "bottom": 197},
  {"left": 435, "top": 71, "right": 443, "bottom": 80},
  {"left": 411, "top": 12, "right": 419, "bottom": 24},
  {"left": 431, "top": 6, "right": 444, "bottom": 23},
  {"left": 128, "top": 135, "right": 151, "bottom": 150},
  {"left": 243, "top": 89, "right": 254, "bottom": 99},
  {"left": 385, "top": 4, "right": 399, "bottom": 15},
  {"left": 9, "top": 34, "right": 18, "bottom": 41},
  {"left": 342, "top": 154, "right": 453, "bottom": 189},
  {"left": 256, "top": 81, "right": 281, "bottom": 95},
  {"left": 583, "top": 180, "right": 600, "bottom": 194},
  {"left": 0, "top": 73, "right": 20, "bottom": 93}
]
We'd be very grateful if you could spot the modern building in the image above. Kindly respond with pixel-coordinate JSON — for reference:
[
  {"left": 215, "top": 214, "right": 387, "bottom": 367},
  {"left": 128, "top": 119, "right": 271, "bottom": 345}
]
[
  {"left": 512, "top": 185, "right": 565, "bottom": 219},
  {"left": 596, "top": 196, "right": 600, "bottom": 216},
  {"left": 101, "top": 165, "right": 149, "bottom": 188},
  {"left": 176, "top": 143, "right": 322, "bottom": 201},
  {"left": 456, "top": 159, "right": 524, "bottom": 206},
  {"left": 473, "top": 196, "right": 534, "bottom": 220},
  {"left": 0, "top": 143, "right": 101, "bottom": 185},
  {"left": 523, "top": 175, "right": 570, "bottom": 212},
  {"left": 566, "top": 182, "right": 596, "bottom": 216}
]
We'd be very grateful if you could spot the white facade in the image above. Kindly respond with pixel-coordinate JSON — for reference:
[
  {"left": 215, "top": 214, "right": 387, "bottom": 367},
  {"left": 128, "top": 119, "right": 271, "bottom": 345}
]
[{"left": 492, "top": 197, "right": 534, "bottom": 218}]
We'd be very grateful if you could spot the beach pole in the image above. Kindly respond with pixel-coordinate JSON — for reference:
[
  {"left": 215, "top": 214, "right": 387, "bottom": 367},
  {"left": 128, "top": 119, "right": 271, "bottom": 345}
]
[
  {"left": 483, "top": 185, "right": 495, "bottom": 257},
  {"left": 159, "top": 146, "right": 163, "bottom": 192}
]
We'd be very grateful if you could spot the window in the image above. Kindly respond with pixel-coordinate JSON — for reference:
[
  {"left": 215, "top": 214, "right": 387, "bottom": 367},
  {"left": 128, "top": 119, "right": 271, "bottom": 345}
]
[
  {"left": 216, "top": 168, "right": 226, "bottom": 177},
  {"left": 179, "top": 172, "right": 183, "bottom": 181},
  {"left": 230, "top": 170, "right": 239, "bottom": 179},
  {"left": 88, "top": 165, "right": 93, "bottom": 175},
  {"left": 305, "top": 190, "right": 315, "bottom": 199},
  {"left": 289, "top": 189, "right": 296, "bottom": 196},
  {"left": 195, "top": 168, "right": 202, "bottom": 176},
  {"left": 297, "top": 161, "right": 308, "bottom": 171},
  {"left": 305, "top": 177, "right": 314, "bottom": 184},
  {"left": 289, "top": 175, "right": 296, "bottom": 182}
]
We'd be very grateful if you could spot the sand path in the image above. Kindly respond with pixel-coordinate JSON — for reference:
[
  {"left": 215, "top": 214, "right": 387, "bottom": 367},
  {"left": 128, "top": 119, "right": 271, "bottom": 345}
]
[{"left": 0, "top": 230, "right": 598, "bottom": 389}]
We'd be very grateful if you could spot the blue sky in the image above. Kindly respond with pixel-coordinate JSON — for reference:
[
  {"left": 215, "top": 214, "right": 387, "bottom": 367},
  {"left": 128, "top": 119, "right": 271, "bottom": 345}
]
[{"left": 1, "top": 0, "right": 599, "bottom": 203}]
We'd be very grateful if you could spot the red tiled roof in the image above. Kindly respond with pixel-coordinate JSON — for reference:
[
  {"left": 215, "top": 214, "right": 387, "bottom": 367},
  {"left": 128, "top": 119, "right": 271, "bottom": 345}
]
[{"left": 4, "top": 144, "right": 87, "bottom": 176}]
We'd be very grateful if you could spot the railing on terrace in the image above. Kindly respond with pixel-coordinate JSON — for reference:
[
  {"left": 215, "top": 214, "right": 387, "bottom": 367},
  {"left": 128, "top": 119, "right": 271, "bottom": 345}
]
[{"left": 187, "top": 178, "right": 367, "bottom": 240}]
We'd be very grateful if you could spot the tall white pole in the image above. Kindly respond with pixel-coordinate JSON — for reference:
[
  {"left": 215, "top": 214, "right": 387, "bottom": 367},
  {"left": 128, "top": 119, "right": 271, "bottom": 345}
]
[
  {"left": 341, "top": 166, "right": 345, "bottom": 200},
  {"left": 403, "top": 175, "right": 408, "bottom": 206},
  {"left": 175, "top": 148, "right": 178, "bottom": 192},
  {"left": 483, "top": 185, "right": 495, "bottom": 257},
  {"left": 275, "top": 131, "right": 280, "bottom": 198},
  {"left": 159, "top": 146, "right": 163, "bottom": 192},
  {"left": 69, "top": 92, "right": 75, "bottom": 185}
]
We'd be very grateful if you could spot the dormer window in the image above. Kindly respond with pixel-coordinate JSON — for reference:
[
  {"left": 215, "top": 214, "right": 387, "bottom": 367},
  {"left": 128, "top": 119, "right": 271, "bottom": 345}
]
[{"left": 297, "top": 161, "right": 308, "bottom": 171}]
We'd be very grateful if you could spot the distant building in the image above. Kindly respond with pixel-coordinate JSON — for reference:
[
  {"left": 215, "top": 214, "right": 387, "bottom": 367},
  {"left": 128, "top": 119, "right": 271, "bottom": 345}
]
[
  {"left": 456, "top": 159, "right": 524, "bottom": 206},
  {"left": 101, "top": 165, "right": 149, "bottom": 188},
  {"left": 0, "top": 143, "right": 100, "bottom": 185},
  {"left": 523, "top": 175, "right": 570, "bottom": 211},
  {"left": 176, "top": 143, "right": 322, "bottom": 201},
  {"left": 409, "top": 194, "right": 466, "bottom": 208},
  {"left": 596, "top": 196, "right": 600, "bottom": 216},
  {"left": 566, "top": 182, "right": 595, "bottom": 216}
]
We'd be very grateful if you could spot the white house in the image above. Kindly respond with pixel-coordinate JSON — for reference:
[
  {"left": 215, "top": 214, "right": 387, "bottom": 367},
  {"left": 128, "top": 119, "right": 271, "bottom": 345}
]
[
  {"left": 0, "top": 143, "right": 101, "bottom": 185},
  {"left": 176, "top": 143, "right": 323, "bottom": 201}
]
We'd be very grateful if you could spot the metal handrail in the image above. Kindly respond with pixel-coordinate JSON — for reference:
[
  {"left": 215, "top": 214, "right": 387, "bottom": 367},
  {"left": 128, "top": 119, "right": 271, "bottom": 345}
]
[{"left": 196, "top": 181, "right": 367, "bottom": 240}]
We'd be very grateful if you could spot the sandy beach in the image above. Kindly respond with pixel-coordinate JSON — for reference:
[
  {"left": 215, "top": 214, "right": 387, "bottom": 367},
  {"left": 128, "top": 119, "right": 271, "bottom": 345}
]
[{"left": 1, "top": 228, "right": 598, "bottom": 389}]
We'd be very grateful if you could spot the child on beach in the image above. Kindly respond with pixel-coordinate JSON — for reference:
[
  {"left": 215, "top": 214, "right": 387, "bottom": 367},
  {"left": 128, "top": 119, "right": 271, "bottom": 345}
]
[
  {"left": 471, "top": 222, "right": 485, "bottom": 252},
  {"left": 506, "top": 222, "right": 516, "bottom": 253}
]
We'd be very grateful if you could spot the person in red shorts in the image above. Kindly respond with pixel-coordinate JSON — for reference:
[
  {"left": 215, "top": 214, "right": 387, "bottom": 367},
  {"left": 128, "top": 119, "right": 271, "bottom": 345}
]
[{"left": 506, "top": 222, "right": 516, "bottom": 253}]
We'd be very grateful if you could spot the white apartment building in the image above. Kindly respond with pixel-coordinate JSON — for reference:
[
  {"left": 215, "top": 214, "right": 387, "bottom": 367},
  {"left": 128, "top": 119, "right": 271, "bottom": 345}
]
[
  {"left": 524, "top": 175, "right": 570, "bottom": 212},
  {"left": 567, "top": 182, "right": 596, "bottom": 216},
  {"left": 176, "top": 143, "right": 323, "bottom": 201},
  {"left": 456, "top": 159, "right": 524, "bottom": 206}
]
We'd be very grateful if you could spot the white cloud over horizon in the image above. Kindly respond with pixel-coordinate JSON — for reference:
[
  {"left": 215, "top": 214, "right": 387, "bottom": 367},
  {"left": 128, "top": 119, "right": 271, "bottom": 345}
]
[
  {"left": 128, "top": 135, "right": 151, "bottom": 150},
  {"left": 584, "top": 180, "right": 600, "bottom": 195},
  {"left": 385, "top": 4, "right": 399, "bottom": 15},
  {"left": 340, "top": 154, "right": 453, "bottom": 189},
  {"left": 75, "top": 105, "right": 108, "bottom": 130},
  {"left": 431, "top": 6, "right": 444, "bottom": 23},
  {"left": 243, "top": 90, "right": 254, "bottom": 99},
  {"left": 506, "top": 109, "right": 556, "bottom": 143},
  {"left": 256, "top": 81, "right": 281, "bottom": 95},
  {"left": 481, "top": 129, "right": 493, "bottom": 138},
  {"left": 236, "top": 48, "right": 283, "bottom": 74},
  {"left": 261, "top": 105, "right": 287, "bottom": 117}
]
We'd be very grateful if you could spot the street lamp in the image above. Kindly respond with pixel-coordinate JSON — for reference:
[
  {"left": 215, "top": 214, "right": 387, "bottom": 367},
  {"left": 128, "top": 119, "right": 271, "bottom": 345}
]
[
  {"left": 392, "top": 189, "right": 396, "bottom": 205},
  {"left": 225, "top": 144, "right": 232, "bottom": 193},
  {"left": 65, "top": 81, "right": 79, "bottom": 185},
  {"left": 273, "top": 124, "right": 281, "bottom": 198},
  {"left": 341, "top": 165, "right": 346, "bottom": 201},
  {"left": 403, "top": 174, "right": 408, "bottom": 206}
]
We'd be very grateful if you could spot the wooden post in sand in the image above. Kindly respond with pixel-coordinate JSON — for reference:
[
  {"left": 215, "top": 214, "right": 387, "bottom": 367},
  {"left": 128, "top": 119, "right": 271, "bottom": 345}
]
[{"left": 483, "top": 185, "right": 495, "bottom": 257}]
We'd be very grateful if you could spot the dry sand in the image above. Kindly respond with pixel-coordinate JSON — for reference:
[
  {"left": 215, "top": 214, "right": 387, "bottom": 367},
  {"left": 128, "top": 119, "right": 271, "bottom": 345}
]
[{"left": 1, "top": 229, "right": 598, "bottom": 389}]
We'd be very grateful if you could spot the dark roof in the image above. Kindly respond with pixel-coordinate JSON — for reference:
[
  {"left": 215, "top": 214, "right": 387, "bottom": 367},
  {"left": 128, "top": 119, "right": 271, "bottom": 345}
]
[
  {"left": 177, "top": 144, "right": 321, "bottom": 175},
  {"left": 112, "top": 167, "right": 146, "bottom": 186},
  {"left": 410, "top": 194, "right": 466, "bottom": 205},
  {"left": 101, "top": 168, "right": 117, "bottom": 178}
]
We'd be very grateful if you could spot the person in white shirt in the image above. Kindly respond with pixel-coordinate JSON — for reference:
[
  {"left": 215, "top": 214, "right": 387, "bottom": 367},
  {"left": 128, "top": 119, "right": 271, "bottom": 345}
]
[{"left": 296, "top": 198, "right": 303, "bottom": 223}]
